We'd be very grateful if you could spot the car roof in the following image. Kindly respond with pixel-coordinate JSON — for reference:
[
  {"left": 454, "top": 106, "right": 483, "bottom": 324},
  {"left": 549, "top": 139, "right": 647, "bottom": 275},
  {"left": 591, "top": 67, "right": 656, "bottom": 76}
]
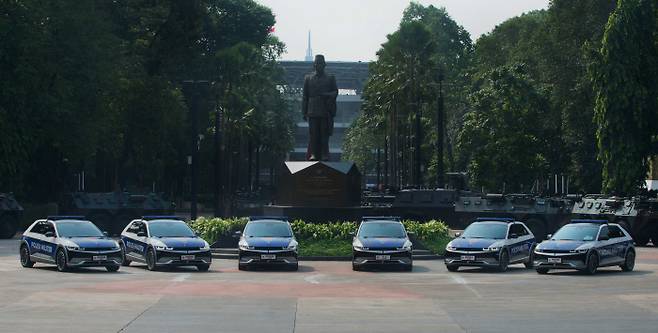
[
  {"left": 361, "top": 219, "right": 402, "bottom": 224},
  {"left": 570, "top": 219, "right": 608, "bottom": 224},
  {"left": 474, "top": 217, "right": 516, "bottom": 223},
  {"left": 248, "top": 219, "right": 289, "bottom": 224}
]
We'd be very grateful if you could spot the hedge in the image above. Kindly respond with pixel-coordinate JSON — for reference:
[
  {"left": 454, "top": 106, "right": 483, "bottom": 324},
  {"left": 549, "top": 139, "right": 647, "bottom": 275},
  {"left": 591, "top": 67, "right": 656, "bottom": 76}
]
[{"left": 188, "top": 217, "right": 450, "bottom": 246}]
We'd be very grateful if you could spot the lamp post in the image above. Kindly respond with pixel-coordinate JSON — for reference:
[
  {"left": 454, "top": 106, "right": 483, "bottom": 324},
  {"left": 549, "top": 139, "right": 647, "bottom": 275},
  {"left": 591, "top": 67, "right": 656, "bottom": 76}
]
[
  {"left": 182, "top": 80, "right": 210, "bottom": 220},
  {"left": 436, "top": 70, "right": 445, "bottom": 188}
]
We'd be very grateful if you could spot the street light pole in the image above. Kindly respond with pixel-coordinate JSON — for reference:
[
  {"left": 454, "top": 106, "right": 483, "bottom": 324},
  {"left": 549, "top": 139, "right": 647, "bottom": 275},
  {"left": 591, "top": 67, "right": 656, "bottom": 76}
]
[
  {"left": 182, "top": 80, "right": 210, "bottom": 221},
  {"left": 436, "top": 71, "right": 445, "bottom": 188}
]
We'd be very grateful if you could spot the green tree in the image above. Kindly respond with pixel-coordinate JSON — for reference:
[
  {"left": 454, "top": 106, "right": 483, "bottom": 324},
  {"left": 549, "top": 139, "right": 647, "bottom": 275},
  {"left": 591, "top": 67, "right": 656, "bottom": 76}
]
[
  {"left": 458, "top": 65, "right": 550, "bottom": 192},
  {"left": 590, "top": 0, "right": 658, "bottom": 195}
]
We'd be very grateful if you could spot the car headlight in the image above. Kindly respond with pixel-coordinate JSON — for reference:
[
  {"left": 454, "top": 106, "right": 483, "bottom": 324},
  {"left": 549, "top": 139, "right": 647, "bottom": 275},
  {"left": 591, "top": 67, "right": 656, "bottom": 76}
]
[
  {"left": 484, "top": 247, "right": 500, "bottom": 252},
  {"left": 446, "top": 245, "right": 456, "bottom": 251},
  {"left": 570, "top": 248, "right": 589, "bottom": 254},
  {"left": 353, "top": 239, "right": 368, "bottom": 251},
  {"left": 287, "top": 240, "right": 298, "bottom": 251},
  {"left": 200, "top": 243, "right": 210, "bottom": 251},
  {"left": 398, "top": 240, "right": 412, "bottom": 251},
  {"left": 238, "top": 240, "right": 254, "bottom": 251},
  {"left": 66, "top": 245, "right": 80, "bottom": 251},
  {"left": 155, "top": 245, "right": 173, "bottom": 251}
]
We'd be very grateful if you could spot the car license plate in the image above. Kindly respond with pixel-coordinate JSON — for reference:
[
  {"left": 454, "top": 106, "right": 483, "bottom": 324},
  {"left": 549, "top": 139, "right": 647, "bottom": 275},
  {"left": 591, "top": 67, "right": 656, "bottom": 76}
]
[
  {"left": 375, "top": 255, "right": 390, "bottom": 261},
  {"left": 93, "top": 255, "right": 107, "bottom": 261},
  {"left": 548, "top": 257, "right": 562, "bottom": 263},
  {"left": 461, "top": 255, "right": 475, "bottom": 261},
  {"left": 261, "top": 254, "right": 276, "bottom": 260},
  {"left": 181, "top": 255, "right": 195, "bottom": 260}
]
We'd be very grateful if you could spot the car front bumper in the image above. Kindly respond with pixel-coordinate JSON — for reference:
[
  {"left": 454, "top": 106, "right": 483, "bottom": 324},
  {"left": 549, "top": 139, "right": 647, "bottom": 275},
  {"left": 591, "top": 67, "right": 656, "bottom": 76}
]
[
  {"left": 155, "top": 249, "right": 212, "bottom": 266},
  {"left": 444, "top": 250, "right": 501, "bottom": 267},
  {"left": 352, "top": 249, "right": 412, "bottom": 266},
  {"left": 533, "top": 251, "right": 587, "bottom": 270},
  {"left": 67, "top": 249, "right": 123, "bottom": 267},
  {"left": 239, "top": 250, "right": 298, "bottom": 266}
]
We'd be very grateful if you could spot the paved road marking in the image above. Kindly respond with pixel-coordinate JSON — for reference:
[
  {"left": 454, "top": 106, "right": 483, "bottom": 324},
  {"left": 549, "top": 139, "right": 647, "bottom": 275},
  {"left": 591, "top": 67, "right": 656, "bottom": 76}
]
[
  {"left": 171, "top": 273, "right": 191, "bottom": 282},
  {"left": 449, "top": 274, "right": 482, "bottom": 299},
  {"left": 304, "top": 274, "right": 323, "bottom": 284}
]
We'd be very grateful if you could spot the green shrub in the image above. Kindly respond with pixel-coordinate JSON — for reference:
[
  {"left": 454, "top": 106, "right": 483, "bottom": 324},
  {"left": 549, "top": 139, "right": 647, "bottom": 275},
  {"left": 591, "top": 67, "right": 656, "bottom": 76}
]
[{"left": 188, "top": 217, "right": 451, "bottom": 255}]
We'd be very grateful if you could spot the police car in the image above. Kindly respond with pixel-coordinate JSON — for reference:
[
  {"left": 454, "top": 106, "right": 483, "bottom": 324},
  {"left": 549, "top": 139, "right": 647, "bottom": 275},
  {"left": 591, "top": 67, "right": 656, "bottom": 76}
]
[
  {"left": 19, "top": 216, "right": 122, "bottom": 272},
  {"left": 444, "top": 218, "right": 536, "bottom": 272},
  {"left": 119, "top": 216, "right": 212, "bottom": 271},
  {"left": 236, "top": 216, "right": 298, "bottom": 271},
  {"left": 533, "top": 219, "right": 635, "bottom": 275},
  {"left": 352, "top": 217, "right": 413, "bottom": 271}
]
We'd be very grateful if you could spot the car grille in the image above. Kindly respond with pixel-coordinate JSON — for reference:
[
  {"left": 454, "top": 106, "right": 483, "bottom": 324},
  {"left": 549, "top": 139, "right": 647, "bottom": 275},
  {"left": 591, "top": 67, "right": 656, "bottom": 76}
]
[
  {"left": 540, "top": 249, "right": 572, "bottom": 254},
  {"left": 80, "top": 247, "right": 117, "bottom": 251},
  {"left": 254, "top": 246, "right": 286, "bottom": 251},
  {"left": 366, "top": 247, "right": 399, "bottom": 251},
  {"left": 455, "top": 248, "right": 484, "bottom": 252},
  {"left": 170, "top": 247, "right": 204, "bottom": 251}
]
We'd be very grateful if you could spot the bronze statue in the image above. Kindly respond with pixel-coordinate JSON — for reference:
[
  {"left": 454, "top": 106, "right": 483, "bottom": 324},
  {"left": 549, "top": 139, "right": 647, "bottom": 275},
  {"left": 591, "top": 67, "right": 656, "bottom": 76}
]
[{"left": 303, "top": 54, "right": 337, "bottom": 161}]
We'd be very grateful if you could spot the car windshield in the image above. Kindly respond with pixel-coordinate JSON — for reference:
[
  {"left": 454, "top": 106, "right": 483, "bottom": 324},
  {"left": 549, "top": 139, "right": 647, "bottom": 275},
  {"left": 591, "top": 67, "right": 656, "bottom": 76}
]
[
  {"left": 244, "top": 221, "right": 292, "bottom": 237},
  {"left": 56, "top": 221, "right": 104, "bottom": 237},
  {"left": 148, "top": 221, "right": 195, "bottom": 237},
  {"left": 461, "top": 223, "right": 508, "bottom": 239},
  {"left": 552, "top": 224, "right": 600, "bottom": 241},
  {"left": 358, "top": 222, "right": 406, "bottom": 238}
]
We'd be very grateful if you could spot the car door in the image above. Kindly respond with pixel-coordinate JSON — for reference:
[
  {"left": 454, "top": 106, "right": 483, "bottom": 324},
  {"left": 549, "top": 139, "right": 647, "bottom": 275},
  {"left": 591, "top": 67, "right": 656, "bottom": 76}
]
[
  {"left": 597, "top": 225, "right": 615, "bottom": 265},
  {"left": 507, "top": 223, "right": 529, "bottom": 262},
  {"left": 123, "top": 222, "right": 147, "bottom": 261},
  {"left": 607, "top": 225, "right": 626, "bottom": 264},
  {"left": 25, "top": 222, "right": 46, "bottom": 259},
  {"left": 41, "top": 222, "right": 58, "bottom": 261}
]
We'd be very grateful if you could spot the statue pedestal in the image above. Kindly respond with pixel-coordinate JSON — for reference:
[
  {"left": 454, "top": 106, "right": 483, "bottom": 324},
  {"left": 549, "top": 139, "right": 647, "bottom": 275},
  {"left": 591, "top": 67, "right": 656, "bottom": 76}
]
[{"left": 275, "top": 161, "right": 361, "bottom": 207}]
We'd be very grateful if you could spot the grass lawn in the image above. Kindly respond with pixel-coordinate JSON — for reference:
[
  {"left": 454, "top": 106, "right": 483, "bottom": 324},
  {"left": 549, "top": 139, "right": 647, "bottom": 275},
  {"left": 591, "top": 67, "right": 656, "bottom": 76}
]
[{"left": 298, "top": 239, "right": 352, "bottom": 257}]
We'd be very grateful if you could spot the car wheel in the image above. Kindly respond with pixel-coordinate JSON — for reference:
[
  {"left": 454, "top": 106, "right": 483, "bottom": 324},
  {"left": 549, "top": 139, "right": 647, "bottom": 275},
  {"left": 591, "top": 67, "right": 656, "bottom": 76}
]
[
  {"left": 119, "top": 242, "right": 131, "bottom": 266},
  {"left": 56, "top": 249, "right": 68, "bottom": 272},
  {"left": 196, "top": 264, "right": 210, "bottom": 272},
  {"left": 498, "top": 250, "right": 509, "bottom": 272},
  {"left": 620, "top": 250, "right": 635, "bottom": 272},
  {"left": 583, "top": 252, "right": 598, "bottom": 275},
  {"left": 20, "top": 245, "right": 34, "bottom": 268},
  {"left": 106, "top": 265, "right": 120, "bottom": 272},
  {"left": 403, "top": 264, "right": 413, "bottom": 272},
  {"left": 146, "top": 248, "right": 158, "bottom": 271},
  {"left": 524, "top": 246, "right": 535, "bottom": 269},
  {"left": 289, "top": 263, "right": 299, "bottom": 271},
  {"left": 446, "top": 265, "right": 459, "bottom": 272},
  {"left": 238, "top": 263, "right": 248, "bottom": 271},
  {"left": 536, "top": 268, "right": 549, "bottom": 274},
  {"left": 352, "top": 263, "right": 360, "bottom": 271}
]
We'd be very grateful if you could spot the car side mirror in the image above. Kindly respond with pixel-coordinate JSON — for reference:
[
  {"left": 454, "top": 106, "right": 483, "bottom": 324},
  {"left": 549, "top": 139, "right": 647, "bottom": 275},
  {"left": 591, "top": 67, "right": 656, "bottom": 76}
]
[
  {"left": 103, "top": 231, "right": 109, "bottom": 237},
  {"left": 232, "top": 231, "right": 242, "bottom": 238},
  {"left": 599, "top": 234, "right": 609, "bottom": 241},
  {"left": 455, "top": 232, "right": 461, "bottom": 238},
  {"left": 45, "top": 231, "right": 55, "bottom": 238},
  {"left": 407, "top": 231, "right": 415, "bottom": 236},
  {"left": 349, "top": 231, "right": 355, "bottom": 236},
  {"left": 509, "top": 233, "right": 518, "bottom": 239},
  {"left": 137, "top": 231, "right": 146, "bottom": 237},
  {"left": 546, "top": 234, "right": 552, "bottom": 240}
]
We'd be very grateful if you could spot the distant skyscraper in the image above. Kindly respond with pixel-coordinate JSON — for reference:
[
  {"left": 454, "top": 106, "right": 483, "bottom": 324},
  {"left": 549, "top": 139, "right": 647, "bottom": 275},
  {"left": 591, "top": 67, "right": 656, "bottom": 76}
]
[{"left": 304, "top": 30, "right": 313, "bottom": 62}]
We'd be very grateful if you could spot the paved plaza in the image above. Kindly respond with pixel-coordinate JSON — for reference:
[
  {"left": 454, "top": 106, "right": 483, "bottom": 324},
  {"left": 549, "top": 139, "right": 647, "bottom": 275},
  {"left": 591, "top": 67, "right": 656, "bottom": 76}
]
[{"left": 1, "top": 239, "right": 658, "bottom": 333}]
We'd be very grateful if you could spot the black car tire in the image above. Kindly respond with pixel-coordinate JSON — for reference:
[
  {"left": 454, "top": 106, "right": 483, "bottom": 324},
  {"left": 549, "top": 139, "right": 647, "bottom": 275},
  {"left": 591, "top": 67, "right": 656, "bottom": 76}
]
[
  {"left": 498, "top": 250, "right": 509, "bottom": 272},
  {"left": 620, "top": 250, "right": 635, "bottom": 272},
  {"left": 536, "top": 268, "right": 549, "bottom": 274},
  {"left": 524, "top": 247, "right": 535, "bottom": 269},
  {"left": 20, "top": 245, "right": 34, "bottom": 268},
  {"left": 583, "top": 252, "right": 598, "bottom": 275},
  {"left": 197, "top": 264, "right": 210, "bottom": 272},
  {"left": 352, "top": 263, "right": 360, "bottom": 271},
  {"left": 56, "top": 248, "right": 69, "bottom": 272},
  {"left": 106, "top": 265, "right": 120, "bottom": 272},
  {"left": 238, "top": 263, "right": 248, "bottom": 271},
  {"left": 119, "top": 242, "right": 131, "bottom": 266},
  {"left": 289, "top": 263, "right": 299, "bottom": 271},
  {"left": 403, "top": 264, "right": 413, "bottom": 272},
  {"left": 446, "top": 265, "right": 459, "bottom": 272},
  {"left": 146, "top": 248, "right": 158, "bottom": 271}
]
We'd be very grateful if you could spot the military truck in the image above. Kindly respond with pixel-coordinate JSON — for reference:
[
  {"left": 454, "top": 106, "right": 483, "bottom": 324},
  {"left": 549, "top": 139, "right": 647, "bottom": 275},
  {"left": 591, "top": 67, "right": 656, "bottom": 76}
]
[
  {"left": 572, "top": 195, "right": 658, "bottom": 246},
  {"left": 59, "top": 192, "right": 172, "bottom": 236},
  {"left": 0, "top": 193, "right": 23, "bottom": 239},
  {"left": 454, "top": 193, "right": 576, "bottom": 240}
]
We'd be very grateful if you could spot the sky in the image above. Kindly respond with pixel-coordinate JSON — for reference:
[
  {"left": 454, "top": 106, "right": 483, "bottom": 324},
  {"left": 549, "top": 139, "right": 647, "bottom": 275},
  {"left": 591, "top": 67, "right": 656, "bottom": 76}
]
[{"left": 256, "top": 0, "right": 550, "bottom": 62}]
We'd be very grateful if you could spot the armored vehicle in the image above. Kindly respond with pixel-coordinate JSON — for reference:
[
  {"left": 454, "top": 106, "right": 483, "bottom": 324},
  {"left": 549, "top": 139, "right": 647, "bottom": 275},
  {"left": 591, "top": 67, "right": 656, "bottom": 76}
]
[
  {"left": 360, "top": 189, "right": 459, "bottom": 223},
  {"left": 59, "top": 192, "right": 172, "bottom": 236},
  {"left": 454, "top": 193, "right": 575, "bottom": 240},
  {"left": 571, "top": 195, "right": 658, "bottom": 246},
  {"left": 0, "top": 193, "right": 23, "bottom": 239}
]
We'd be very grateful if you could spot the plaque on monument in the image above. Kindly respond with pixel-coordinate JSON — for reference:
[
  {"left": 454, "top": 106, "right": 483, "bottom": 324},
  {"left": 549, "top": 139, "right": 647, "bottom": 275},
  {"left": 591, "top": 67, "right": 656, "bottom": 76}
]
[{"left": 276, "top": 161, "right": 361, "bottom": 207}]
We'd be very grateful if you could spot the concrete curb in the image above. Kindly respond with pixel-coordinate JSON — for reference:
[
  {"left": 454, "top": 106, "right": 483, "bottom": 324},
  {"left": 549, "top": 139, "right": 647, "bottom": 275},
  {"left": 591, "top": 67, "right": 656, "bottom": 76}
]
[{"left": 211, "top": 252, "right": 444, "bottom": 261}]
